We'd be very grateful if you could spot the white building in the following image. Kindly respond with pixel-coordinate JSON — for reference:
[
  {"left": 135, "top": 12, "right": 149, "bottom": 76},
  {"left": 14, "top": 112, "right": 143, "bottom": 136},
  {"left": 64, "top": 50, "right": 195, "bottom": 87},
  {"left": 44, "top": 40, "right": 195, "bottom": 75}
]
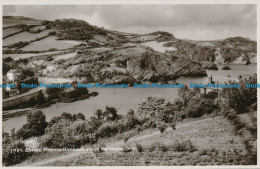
[{"left": 6, "top": 69, "right": 23, "bottom": 82}]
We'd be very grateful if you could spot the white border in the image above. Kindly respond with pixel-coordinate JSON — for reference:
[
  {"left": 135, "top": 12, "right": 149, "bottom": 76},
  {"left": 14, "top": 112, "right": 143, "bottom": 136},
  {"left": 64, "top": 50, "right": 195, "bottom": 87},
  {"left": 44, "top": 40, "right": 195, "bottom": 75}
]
[{"left": 0, "top": 0, "right": 259, "bottom": 168}]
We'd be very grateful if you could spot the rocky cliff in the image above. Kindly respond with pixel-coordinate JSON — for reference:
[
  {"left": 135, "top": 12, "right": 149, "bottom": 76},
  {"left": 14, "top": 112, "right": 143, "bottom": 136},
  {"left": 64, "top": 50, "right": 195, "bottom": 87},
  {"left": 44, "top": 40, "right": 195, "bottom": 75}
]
[{"left": 166, "top": 37, "right": 256, "bottom": 64}]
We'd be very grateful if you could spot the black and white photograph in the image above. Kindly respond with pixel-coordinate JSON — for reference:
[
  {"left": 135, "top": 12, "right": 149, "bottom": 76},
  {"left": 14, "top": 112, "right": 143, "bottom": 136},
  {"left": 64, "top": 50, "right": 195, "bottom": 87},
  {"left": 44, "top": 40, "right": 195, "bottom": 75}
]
[{"left": 1, "top": 2, "right": 258, "bottom": 167}]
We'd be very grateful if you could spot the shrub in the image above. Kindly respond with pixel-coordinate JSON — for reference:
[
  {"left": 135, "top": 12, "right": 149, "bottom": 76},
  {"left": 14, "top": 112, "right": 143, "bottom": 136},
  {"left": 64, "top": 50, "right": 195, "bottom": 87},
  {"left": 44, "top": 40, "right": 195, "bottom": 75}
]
[
  {"left": 16, "top": 110, "right": 47, "bottom": 140},
  {"left": 138, "top": 96, "right": 174, "bottom": 118},
  {"left": 222, "top": 66, "right": 231, "bottom": 70},
  {"left": 124, "top": 115, "right": 142, "bottom": 131},
  {"left": 7, "top": 41, "right": 29, "bottom": 49},
  {"left": 158, "top": 123, "right": 167, "bottom": 133},
  {"left": 123, "top": 133, "right": 132, "bottom": 143},
  {"left": 3, "top": 142, "right": 33, "bottom": 166},
  {"left": 103, "top": 106, "right": 119, "bottom": 121},
  {"left": 159, "top": 143, "right": 169, "bottom": 152},
  {"left": 136, "top": 143, "right": 144, "bottom": 152},
  {"left": 42, "top": 119, "right": 90, "bottom": 148},
  {"left": 65, "top": 88, "right": 89, "bottom": 99},
  {"left": 172, "top": 140, "right": 196, "bottom": 152},
  {"left": 175, "top": 87, "right": 219, "bottom": 119},
  {"left": 3, "top": 57, "right": 13, "bottom": 62},
  {"left": 115, "top": 59, "right": 127, "bottom": 68},
  {"left": 96, "top": 122, "right": 119, "bottom": 139},
  {"left": 48, "top": 31, "right": 56, "bottom": 36},
  {"left": 147, "top": 143, "right": 158, "bottom": 152},
  {"left": 221, "top": 74, "right": 257, "bottom": 114},
  {"left": 73, "top": 113, "right": 86, "bottom": 120},
  {"left": 170, "top": 123, "right": 176, "bottom": 130},
  {"left": 121, "top": 145, "right": 132, "bottom": 152}
]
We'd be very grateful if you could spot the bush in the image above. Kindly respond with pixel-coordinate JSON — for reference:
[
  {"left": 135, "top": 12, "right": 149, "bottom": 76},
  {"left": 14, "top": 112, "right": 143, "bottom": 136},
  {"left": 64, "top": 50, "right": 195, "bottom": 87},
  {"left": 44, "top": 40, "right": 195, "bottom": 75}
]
[
  {"left": 3, "top": 57, "right": 13, "bottom": 62},
  {"left": 115, "top": 59, "right": 127, "bottom": 68},
  {"left": 96, "top": 122, "right": 119, "bottom": 139},
  {"left": 66, "top": 88, "right": 89, "bottom": 99},
  {"left": 42, "top": 119, "right": 90, "bottom": 148},
  {"left": 3, "top": 142, "right": 33, "bottom": 166},
  {"left": 172, "top": 140, "right": 196, "bottom": 152},
  {"left": 103, "top": 106, "right": 119, "bottom": 121},
  {"left": 7, "top": 41, "right": 29, "bottom": 49},
  {"left": 170, "top": 123, "right": 176, "bottom": 130},
  {"left": 124, "top": 115, "right": 142, "bottom": 131},
  {"left": 222, "top": 66, "right": 231, "bottom": 70},
  {"left": 221, "top": 74, "right": 257, "bottom": 114},
  {"left": 138, "top": 96, "right": 174, "bottom": 118},
  {"left": 121, "top": 145, "right": 132, "bottom": 152},
  {"left": 48, "top": 31, "right": 56, "bottom": 36},
  {"left": 123, "top": 133, "right": 132, "bottom": 143},
  {"left": 158, "top": 123, "right": 167, "bottom": 133},
  {"left": 174, "top": 87, "right": 219, "bottom": 119},
  {"left": 147, "top": 142, "right": 158, "bottom": 152},
  {"left": 16, "top": 110, "right": 47, "bottom": 140},
  {"left": 136, "top": 143, "right": 144, "bottom": 152},
  {"left": 158, "top": 143, "right": 169, "bottom": 152}
]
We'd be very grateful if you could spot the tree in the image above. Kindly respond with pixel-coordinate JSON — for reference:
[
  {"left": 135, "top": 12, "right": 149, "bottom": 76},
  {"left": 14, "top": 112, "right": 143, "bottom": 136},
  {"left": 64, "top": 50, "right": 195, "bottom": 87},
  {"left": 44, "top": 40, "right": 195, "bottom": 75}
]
[
  {"left": 221, "top": 74, "right": 257, "bottom": 113},
  {"left": 3, "top": 142, "right": 32, "bottom": 166},
  {"left": 3, "top": 62, "right": 10, "bottom": 75},
  {"left": 17, "top": 110, "right": 47, "bottom": 139},
  {"left": 103, "top": 106, "right": 119, "bottom": 121},
  {"left": 127, "top": 109, "right": 134, "bottom": 116},
  {"left": 96, "top": 109, "right": 103, "bottom": 119},
  {"left": 138, "top": 96, "right": 173, "bottom": 117},
  {"left": 60, "top": 112, "right": 74, "bottom": 121},
  {"left": 73, "top": 113, "right": 85, "bottom": 120},
  {"left": 23, "top": 68, "right": 34, "bottom": 77},
  {"left": 10, "top": 128, "right": 16, "bottom": 141},
  {"left": 3, "top": 57, "right": 13, "bottom": 62}
]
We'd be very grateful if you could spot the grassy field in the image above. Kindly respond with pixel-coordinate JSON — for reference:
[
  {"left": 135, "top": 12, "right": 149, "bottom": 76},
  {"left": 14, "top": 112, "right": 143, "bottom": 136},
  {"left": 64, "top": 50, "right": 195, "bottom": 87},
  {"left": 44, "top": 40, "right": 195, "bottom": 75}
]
[
  {"left": 17, "top": 115, "right": 247, "bottom": 166},
  {"left": 3, "top": 18, "right": 40, "bottom": 28},
  {"left": 141, "top": 41, "right": 177, "bottom": 53},
  {"left": 3, "top": 30, "right": 51, "bottom": 46},
  {"left": 130, "top": 34, "right": 159, "bottom": 42},
  {"left": 22, "top": 36, "right": 82, "bottom": 51},
  {"left": 3, "top": 27, "right": 23, "bottom": 37},
  {"left": 30, "top": 25, "right": 46, "bottom": 31},
  {"left": 3, "top": 51, "right": 61, "bottom": 60},
  {"left": 53, "top": 52, "right": 77, "bottom": 61}
]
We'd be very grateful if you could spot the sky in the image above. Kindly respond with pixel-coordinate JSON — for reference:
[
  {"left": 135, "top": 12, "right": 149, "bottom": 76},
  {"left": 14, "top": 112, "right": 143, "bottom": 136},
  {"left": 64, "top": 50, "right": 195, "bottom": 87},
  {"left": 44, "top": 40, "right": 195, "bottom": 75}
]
[{"left": 3, "top": 5, "right": 257, "bottom": 40}]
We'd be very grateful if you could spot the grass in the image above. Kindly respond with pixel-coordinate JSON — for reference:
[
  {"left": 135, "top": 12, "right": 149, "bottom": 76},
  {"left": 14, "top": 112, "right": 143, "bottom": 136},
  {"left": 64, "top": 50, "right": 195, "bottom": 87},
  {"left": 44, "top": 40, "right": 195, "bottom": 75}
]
[
  {"left": 30, "top": 25, "right": 46, "bottom": 31},
  {"left": 22, "top": 36, "right": 82, "bottom": 51},
  {"left": 3, "top": 30, "right": 51, "bottom": 46},
  {"left": 141, "top": 41, "right": 177, "bottom": 53},
  {"left": 3, "top": 51, "right": 61, "bottom": 61},
  {"left": 3, "top": 17, "right": 40, "bottom": 28},
  {"left": 15, "top": 116, "right": 249, "bottom": 166},
  {"left": 3, "top": 27, "right": 23, "bottom": 37},
  {"left": 53, "top": 52, "right": 77, "bottom": 61}
]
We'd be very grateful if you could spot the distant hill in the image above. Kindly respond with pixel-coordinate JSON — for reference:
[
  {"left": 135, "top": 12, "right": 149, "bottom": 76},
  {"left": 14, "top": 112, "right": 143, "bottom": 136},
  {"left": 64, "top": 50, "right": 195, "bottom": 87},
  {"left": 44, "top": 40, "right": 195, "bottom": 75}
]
[{"left": 164, "top": 37, "right": 256, "bottom": 64}]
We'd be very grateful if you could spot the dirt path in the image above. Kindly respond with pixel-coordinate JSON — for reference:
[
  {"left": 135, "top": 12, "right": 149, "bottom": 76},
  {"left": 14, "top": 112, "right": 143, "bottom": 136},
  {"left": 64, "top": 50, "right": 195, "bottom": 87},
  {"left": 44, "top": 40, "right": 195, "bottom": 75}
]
[{"left": 25, "top": 152, "right": 85, "bottom": 166}]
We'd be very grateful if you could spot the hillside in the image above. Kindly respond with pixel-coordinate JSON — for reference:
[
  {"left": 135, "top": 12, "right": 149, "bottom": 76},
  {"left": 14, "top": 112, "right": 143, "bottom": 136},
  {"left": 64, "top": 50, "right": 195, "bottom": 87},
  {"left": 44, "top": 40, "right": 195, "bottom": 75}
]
[
  {"left": 3, "top": 16, "right": 205, "bottom": 83},
  {"left": 2, "top": 16, "right": 257, "bottom": 83},
  {"left": 16, "top": 115, "right": 248, "bottom": 166},
  {"left": 164, "top": 37, "right": 256, "bottom": 64}
]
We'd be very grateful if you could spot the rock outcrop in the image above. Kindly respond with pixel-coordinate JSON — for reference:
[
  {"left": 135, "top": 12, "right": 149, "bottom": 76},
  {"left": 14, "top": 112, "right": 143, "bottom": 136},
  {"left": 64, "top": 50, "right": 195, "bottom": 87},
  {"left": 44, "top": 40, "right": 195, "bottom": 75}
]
[
  {"left": 127, "top": 51, "right": 206, "bottom": 81},
  {"left": 202, "top": 63, "right": 218, "bottom": 70}
]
